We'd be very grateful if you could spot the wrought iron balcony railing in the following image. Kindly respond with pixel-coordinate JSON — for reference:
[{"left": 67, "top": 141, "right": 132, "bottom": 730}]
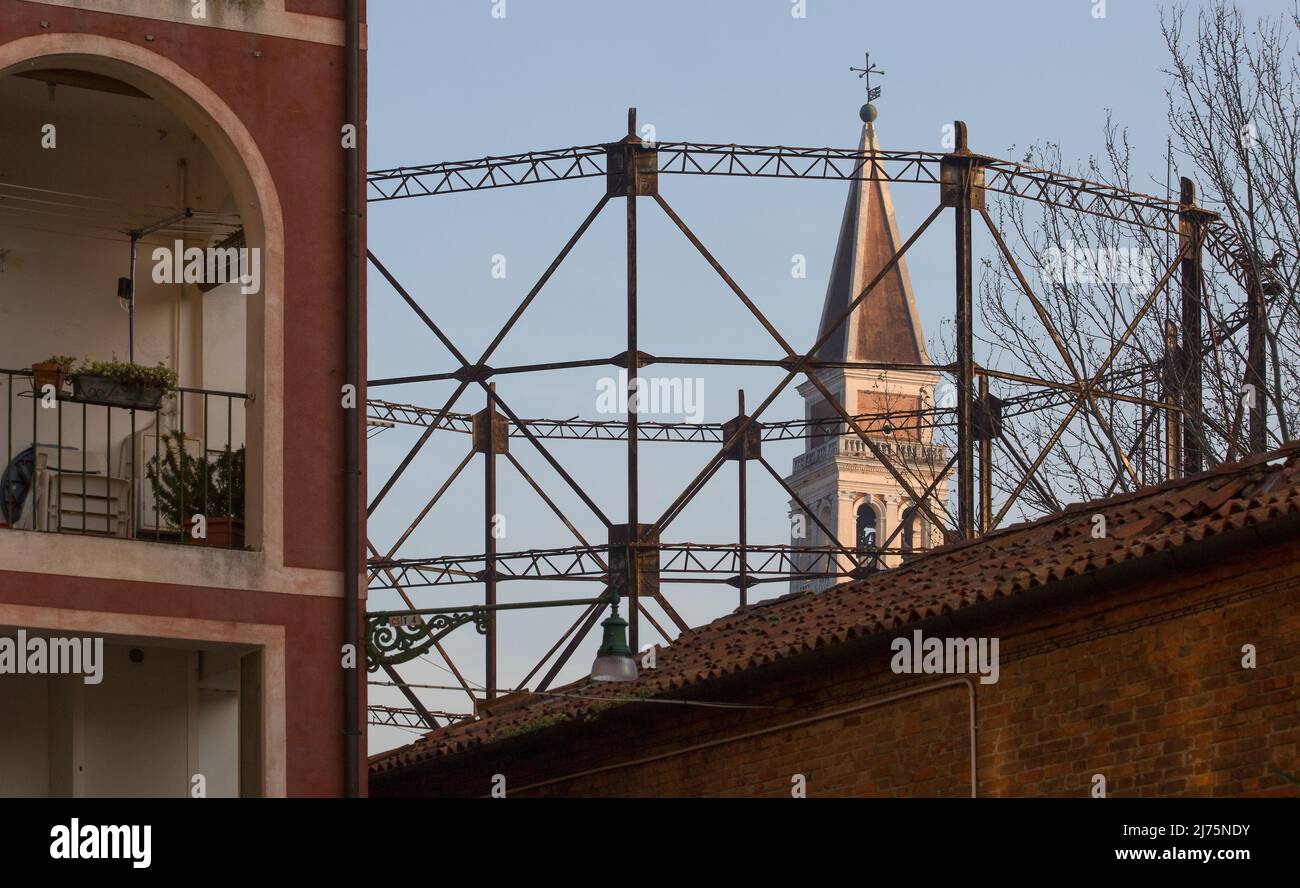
[{"left": 1, "top": 368, "right": 249, "bottom": 548}]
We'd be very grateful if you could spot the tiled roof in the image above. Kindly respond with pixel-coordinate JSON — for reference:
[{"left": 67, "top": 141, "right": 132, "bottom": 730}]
[{"left": 370, "top": 442, "right": 1300, "bottom": 774}]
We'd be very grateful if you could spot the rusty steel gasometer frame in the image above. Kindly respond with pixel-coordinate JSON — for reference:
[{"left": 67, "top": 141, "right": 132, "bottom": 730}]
[{"left": 363, "top": 108, "right": 1265, "bottom": 730}]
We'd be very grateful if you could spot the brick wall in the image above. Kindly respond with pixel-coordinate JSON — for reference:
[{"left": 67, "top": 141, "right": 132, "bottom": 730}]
[
  {"left": 372, "top": 536, "right": 1300, "bottom": 798},
  {"left": 857, "top": 391, "right": 923, "bottom": 441}
]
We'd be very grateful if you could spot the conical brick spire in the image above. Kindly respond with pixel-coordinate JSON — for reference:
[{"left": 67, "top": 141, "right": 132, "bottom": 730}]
[{"left": 814, "top": 124, "right": 929, "bottom": 366}]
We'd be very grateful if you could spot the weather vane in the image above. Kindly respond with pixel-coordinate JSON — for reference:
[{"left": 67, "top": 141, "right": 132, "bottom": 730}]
[{"left": 850, "top": 51, "right": 884, "bottom": 123}]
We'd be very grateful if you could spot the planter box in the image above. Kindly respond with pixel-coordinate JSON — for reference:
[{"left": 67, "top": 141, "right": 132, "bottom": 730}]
[
  {"left": 32, "top": 362, "right": 68, "bottom": 393},
  {"left": 185, "top": 516, "right": 245, "bottom": 549},
  {"left": 71, "top": 375, "right": 165, "bottom": 411}
]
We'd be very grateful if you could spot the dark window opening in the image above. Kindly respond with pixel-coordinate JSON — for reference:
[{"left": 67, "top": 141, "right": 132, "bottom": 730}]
[
  {"left": 856, "top": 502, "right": 878, "bottom": 552},
  {"left": 901, "top": 506, "right": 917, "bottom": 553}
]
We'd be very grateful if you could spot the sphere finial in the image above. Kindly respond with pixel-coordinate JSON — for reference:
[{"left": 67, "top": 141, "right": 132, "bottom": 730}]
[{"left": 860, "top": 103, "right": 878, "bottom": 124}]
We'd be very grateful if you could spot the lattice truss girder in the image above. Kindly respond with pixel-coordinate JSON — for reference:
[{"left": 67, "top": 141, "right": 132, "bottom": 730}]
[
  {"left": 369, "top": 543, "right": 873, "bottom": 590},
  {"left": 368, "top": 705, "right": 471, "bottom": 729},
  {"left": 367, "top": 140, "right": 1251, "bottom": 289}
]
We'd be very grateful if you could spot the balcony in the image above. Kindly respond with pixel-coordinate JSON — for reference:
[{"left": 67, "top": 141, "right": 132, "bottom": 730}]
[
  {"left": 0, "top": 62, "right": 266, "bottom": 555},
  {"left": 1, "top": 369, "right": 249, "bottom": 548},
  {"left": 792, "top": 433, "right": 948, "bottom": 475}
]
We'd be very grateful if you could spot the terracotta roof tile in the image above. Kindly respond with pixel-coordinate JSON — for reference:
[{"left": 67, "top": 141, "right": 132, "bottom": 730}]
[{"left": 369, "top": 442, "right": 1300, "bottom": 775}]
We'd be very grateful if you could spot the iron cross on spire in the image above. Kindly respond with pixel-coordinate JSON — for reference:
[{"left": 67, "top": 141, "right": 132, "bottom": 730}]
[{"left": 850, "top": 52, "right": 885, "bottom": 103}]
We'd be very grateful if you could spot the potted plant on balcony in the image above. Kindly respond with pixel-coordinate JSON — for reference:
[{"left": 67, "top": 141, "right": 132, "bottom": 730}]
[
  {"left": 146, "top": 431, "right": 246, "bottom": 548},
  {"left": 70, "top": 359, "right": 177, "bottom": 411},
  {"left": 31, "top": 355, "right": 76, "bottom": 393},
  {"left": 207, "top": 444, "right": 246, "bottom": 548}
]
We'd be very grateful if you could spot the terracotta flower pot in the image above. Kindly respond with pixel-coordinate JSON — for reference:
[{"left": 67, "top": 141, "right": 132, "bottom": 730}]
[
  {"left": 32, "top": 361, "right": 68, "bottom": 393},
  {"left": 185, "top": 515, "right": 246, "bottom": 548}
]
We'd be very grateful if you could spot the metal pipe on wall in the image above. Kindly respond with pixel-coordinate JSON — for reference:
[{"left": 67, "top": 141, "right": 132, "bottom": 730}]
[{"left": 344, "top": 0, "right": 363, "bottom": 798}]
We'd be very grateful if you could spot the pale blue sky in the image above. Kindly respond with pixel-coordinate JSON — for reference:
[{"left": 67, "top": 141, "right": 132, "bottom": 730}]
[{"left": 363, "top": 0, "right": 1290, "bottom": 750}]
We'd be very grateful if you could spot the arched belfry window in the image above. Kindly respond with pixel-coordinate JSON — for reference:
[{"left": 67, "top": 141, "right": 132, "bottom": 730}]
[
  {"left": 900, "top": 506, "right": 917, "bottom": 553},
  {"left": 856, "top": 502, "right": 879, "bottom": 552}
]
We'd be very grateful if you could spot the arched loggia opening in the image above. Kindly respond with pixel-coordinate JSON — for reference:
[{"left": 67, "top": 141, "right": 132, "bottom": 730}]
[{"left": 0, "top": 40, "right": 280, "bottom": 556}]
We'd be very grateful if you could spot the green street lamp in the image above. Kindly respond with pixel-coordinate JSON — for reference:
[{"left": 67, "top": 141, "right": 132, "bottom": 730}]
[{"left": 590, "top": 594, "right": 638, "bottom": 682}]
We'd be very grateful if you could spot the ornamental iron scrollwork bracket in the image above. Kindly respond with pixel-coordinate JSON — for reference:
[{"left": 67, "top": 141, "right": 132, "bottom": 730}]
[{"left": 365, "top": 608, "right": 490, "bottom": 672}]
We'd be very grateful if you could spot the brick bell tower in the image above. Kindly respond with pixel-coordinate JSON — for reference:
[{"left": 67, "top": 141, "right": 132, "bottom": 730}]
[{"left": 787, "top": 122, "right": 948, "bottom": 590}]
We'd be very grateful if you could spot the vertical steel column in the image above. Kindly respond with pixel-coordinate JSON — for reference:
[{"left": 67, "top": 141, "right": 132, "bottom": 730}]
[
  {"left": 1163, "top": 320, "right": 1182, "bottom": 481},
  {"left": 483, "top": 384, "right": 498, "bottom": 700},
  {"left": 343, "top": 0, "right": 363, "bottom": 798},
  {"left": 956, "top": 206, "right": 975, "bottom": 537},
  {"left": 978, "top": 373, "right": 992, "bottom": 533},
  {"left": 956, "top": 210, "right": 975, "bottom": 538},
  {"left": 723, "top": 402, "right": 761, "bottom": 601},
  {"left": 625, "top": 107, "right": 640, "bottom": 653},
  {"left": 1178, "top": 178, "right": 1206, "bottom": 474},
  {"left": 942, "top": 122, "right": 980, "bottom": 539},
  {"left": 737, "top": 390, "right": 748, "bottom": 608}
]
